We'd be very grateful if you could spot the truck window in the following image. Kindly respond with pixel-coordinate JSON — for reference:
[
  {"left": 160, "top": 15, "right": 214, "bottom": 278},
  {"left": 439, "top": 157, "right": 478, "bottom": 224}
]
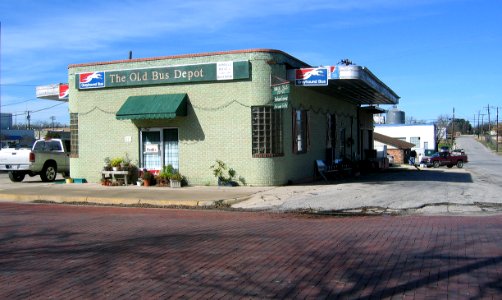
[
  {"left": 47, "top": 141, "right": 62, "bottom": 151},
  {"left": 33, "top": 141, "right": 46, "bottom": 151}
]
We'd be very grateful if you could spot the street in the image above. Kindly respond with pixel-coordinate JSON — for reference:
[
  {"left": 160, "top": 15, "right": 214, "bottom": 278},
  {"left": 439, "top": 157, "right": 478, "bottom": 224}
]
[
  {"left": 1, "top": 136, "right": 502, "bottom": 298},
  {"left": 0, "top": 202, "right": 501, "bottom": 299}
]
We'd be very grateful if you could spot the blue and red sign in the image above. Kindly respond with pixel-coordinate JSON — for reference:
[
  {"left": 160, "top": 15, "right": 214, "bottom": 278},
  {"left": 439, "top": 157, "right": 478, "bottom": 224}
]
[
  {"left": 295, "top": 67, "right": 328, "bottom": 86},
  {"left": 79, "top": 72, "right": 105, "bottom": 89},
  {"left": 58, "top": 84, "right": 69, "bottom": 99}
]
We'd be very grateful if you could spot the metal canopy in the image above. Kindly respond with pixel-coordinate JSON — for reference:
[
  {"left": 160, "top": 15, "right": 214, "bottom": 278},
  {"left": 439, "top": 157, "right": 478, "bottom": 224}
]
[{"left": 289, "top": 65, "right": 400, "bottom": 105}]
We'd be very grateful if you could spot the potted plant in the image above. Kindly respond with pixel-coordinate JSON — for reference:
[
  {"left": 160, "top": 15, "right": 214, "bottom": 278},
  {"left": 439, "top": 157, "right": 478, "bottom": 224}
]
[
  {"left": 158, "top": 164, "right": 174, "bottom": 186},
  {"left": 210, "top": 160, "right": 240, "bottom": 186},
  {"left": 103, "top": 157, "right": 112, "bottom": 171},
  {"left": 110, "top": 157, "right": 123, "bottom": 171},
  {"left": 169, "top": 172, "right": 183, "bottom": 188},
  {"left": 141, "top": 170, "right": 154, "bottom": 187}
]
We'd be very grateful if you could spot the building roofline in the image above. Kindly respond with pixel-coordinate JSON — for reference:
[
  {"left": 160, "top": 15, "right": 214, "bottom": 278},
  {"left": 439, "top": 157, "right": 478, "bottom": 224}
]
[
  {"left": 375, "top": 123, "right": 435, "bottom": 127},
  {"left": 68, "top": 48, "right": 310, "bottom": 69},
  {"left": 374, "top": 132, "right": 416, "bottom": 149}
]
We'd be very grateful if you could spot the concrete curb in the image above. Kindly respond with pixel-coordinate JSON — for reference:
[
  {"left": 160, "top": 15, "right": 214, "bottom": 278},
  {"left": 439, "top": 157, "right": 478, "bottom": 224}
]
[{"left": 0, "top": 193, "right": 213, "bottom": 207}]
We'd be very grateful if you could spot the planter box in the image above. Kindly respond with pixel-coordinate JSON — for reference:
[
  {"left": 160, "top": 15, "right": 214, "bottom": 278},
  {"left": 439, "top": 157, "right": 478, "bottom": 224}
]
[{"left": 169, "top": 179, "right": 181, "bottom": 188}]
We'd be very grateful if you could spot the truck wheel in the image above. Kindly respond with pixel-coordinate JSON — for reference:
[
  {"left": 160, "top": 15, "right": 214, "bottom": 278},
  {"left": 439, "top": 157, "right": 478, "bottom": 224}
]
[
  {"left": 41, "top": 163, "right": 57, "bottom": 182},
  {"left": 456, "top": 160, "right": 464, "bottom": 168},
  {"left": 8, "top": 171, "right": 25, "bottom": 182},
  {"left": 433, "top": 161, "right": 440, "bottom": 168}
]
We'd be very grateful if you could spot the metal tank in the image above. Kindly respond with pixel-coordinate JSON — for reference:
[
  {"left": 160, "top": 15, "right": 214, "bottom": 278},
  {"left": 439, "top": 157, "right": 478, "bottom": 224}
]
[{"left": 386, "top": 107, "right": 405, "bottom": 124}]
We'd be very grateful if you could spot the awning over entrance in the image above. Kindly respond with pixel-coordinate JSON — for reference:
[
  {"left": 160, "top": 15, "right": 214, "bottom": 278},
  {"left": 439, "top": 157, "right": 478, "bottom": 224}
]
[{"left": 116, "top": 94, "right": 188, "bottom": 120}]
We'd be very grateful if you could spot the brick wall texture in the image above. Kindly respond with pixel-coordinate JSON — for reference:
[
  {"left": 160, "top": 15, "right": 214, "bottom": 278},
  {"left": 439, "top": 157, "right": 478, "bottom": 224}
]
[{"left": 68, "top": 50, "right": 359, "bottom": 185}]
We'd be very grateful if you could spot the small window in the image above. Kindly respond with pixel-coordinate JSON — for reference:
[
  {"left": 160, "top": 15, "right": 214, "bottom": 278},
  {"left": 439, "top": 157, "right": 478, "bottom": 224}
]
[
  {"left": 70, "top": 113, "right": 79, "bottom": 157},
  {"left": 410, "top": 137, "right": 420, "bottom": 148},
  {"left": 293, "top": 109, "right": 309, "bottom": 154},
  {"left": 252, "top": 106, "right": 283, "bottom": 157}
]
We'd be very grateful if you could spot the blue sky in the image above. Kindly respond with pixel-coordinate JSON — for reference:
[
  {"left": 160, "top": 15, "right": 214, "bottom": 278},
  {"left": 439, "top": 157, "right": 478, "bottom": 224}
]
[{"left": 0, "top": 0, "right": 501, "bottom": 125}]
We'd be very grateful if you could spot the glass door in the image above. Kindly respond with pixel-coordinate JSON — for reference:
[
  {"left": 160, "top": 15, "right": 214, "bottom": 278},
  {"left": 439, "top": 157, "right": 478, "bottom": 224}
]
[
  {"left": 140, "top": 128, "right": 179, "bottom": 171},
  {"left": 141, "top": 130, "right": 162, "bottom": 170}
]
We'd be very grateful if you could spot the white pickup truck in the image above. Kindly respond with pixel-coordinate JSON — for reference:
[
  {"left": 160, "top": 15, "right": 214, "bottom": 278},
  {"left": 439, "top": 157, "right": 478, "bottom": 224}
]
[{"left": 0, "top": 139, "right": 70, "bottom": 182}]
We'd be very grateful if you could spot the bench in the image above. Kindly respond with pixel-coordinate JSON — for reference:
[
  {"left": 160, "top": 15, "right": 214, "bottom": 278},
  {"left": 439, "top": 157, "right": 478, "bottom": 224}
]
[
  {"left": 315, "top": 160, "right": 353, "bottom": 182},
  {"left": 102, "top": 170, "right": 130, "bottom": 186}
]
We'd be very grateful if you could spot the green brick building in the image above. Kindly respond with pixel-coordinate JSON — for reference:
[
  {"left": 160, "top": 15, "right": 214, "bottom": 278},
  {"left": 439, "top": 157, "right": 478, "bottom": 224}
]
[{"left": 68, "top": 49, "right": 399, "bottom": 185}]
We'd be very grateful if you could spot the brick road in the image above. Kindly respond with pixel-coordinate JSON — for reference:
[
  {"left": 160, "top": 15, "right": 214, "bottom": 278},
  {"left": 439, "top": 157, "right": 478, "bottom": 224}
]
[{"left": 0, "top": 203, "right": 501, "bottom": 299}]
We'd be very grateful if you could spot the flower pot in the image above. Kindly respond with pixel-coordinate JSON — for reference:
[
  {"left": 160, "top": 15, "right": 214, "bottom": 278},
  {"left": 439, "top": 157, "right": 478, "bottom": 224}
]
[
  {"left": 136, "top": 181, "right": 142, "bottom": 186},
  {"left": 143, "top": 179, "right": 150, "bottom": 187},
  {"left": 66, "top": 178, "right": 73, "bottom": 184}
]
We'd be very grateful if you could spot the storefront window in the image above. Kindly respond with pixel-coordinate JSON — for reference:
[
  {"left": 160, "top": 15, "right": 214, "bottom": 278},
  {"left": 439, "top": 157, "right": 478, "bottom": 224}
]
[
  {"left": 251, "top": 106, "right": 283, "bottom": 157},
  {"left": 163, "top": 129, "right": 179, "bottom": 170}
]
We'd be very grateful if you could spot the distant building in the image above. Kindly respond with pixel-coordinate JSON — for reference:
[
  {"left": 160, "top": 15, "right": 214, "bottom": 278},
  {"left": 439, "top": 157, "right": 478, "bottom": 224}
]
[
  {"left": 0, "top": 129, "right": 35, "bottom": 148},
  {"left": 374, "top": 123, "right": 436, "bottom": 157},
  {"left": 0, "top": 113, "right": 13, "bottom": 130},
  {"left": 374, "top": 132, "right": 415, "bottom": 164}
]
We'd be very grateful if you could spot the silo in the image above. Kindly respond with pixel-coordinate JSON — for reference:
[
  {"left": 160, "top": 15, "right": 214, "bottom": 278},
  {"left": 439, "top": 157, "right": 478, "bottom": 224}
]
[{"left": 386, "top": 107, "right": 405, "bottom": 124}]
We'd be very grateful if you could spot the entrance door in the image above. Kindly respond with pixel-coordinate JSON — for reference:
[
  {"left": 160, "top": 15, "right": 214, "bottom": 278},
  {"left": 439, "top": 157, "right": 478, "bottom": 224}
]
[
  {"left": 140, "top": 128, "right": 179, "bottom": 171},
  {"left": 142, "top": 131, "right": 162, "bottom": 170}
]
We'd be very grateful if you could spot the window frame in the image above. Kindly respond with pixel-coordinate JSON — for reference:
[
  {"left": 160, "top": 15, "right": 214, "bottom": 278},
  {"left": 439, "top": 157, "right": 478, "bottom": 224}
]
[
  {"left": 292, "top": 109, "right": 310, "bottom": 154},
  {"left": 70, "top": 113, "right": 79, "bottom": 158},
  {"left": 251, "top": 106, "right": 283, "bottom": 158}
]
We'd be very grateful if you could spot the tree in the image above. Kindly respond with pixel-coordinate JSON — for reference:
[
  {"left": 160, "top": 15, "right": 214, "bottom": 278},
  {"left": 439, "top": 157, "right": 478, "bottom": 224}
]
[{"left": 435, "top": 115, "right": 450, "bottom": 150}]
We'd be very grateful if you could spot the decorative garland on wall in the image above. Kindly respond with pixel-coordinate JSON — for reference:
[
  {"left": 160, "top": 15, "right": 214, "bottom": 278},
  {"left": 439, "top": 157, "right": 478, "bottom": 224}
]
[{"left": 75, "top": 99, "right": 355, "bottom": 119}]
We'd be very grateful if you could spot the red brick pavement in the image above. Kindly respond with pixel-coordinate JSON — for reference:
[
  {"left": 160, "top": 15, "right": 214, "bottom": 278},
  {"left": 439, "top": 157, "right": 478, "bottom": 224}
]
[{"left": 0, "top": 202, "right": 501, "bottom": 299}]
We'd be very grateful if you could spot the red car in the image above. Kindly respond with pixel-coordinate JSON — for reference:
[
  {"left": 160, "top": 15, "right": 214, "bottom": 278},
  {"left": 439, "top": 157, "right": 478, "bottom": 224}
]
[{"left": 422, "top": 151, "right": 468, "bottom": 168}]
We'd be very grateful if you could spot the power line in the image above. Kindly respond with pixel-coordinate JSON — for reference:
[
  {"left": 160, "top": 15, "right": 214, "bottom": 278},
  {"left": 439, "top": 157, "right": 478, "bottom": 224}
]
[
  {"left": 1, "top": 98, "right": 38, "bottom": 107},
  {"left": 10, "top": 102, "right": 66, "bottom": 117},
  {"left": 0, "top": 84, "right": 39, "bottom": 86}
]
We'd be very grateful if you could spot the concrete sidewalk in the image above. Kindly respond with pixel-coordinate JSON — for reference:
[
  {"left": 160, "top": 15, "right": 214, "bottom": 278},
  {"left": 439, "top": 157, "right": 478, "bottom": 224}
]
[
  {"left": 2, "top": 162, "right": 502, "bottom": 215},
  {"left": 0, "top": 179, "right": 273, "bottom": 207}
]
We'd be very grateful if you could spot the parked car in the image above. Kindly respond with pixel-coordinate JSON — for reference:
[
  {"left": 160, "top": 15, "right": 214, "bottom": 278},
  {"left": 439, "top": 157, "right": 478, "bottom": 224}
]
[
  {"left": 421, "top": 151, "right": 468, "bottom": 168},
  {"left": 0, "top": 138, "right": 70, "bottom": 182}
]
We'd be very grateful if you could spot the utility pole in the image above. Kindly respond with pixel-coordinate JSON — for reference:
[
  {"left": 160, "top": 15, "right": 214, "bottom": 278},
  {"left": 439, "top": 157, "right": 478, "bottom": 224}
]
[
  {"left": 451, "top": 107, "right": 455, "bottom": 146},
  {"left": 486, "top": 104, "right": 491, "bottom": 133},
  {"left": 477, "top": 111, "right": 480, "bottom": 138},
  {"left": 497, "top": 107, "right": 499, "bottom": 153},
  {"left": 473, "top": 114, "right": 476, "bottom": 135},
  {"left": 50, "top": 116, "right": 55, "bottom": 130},
  {"left": 26, "top": 111, "right": 31, "bottom": 130},
  {"left": 480, "top": 113, "right": 486, "bottom": 136}
]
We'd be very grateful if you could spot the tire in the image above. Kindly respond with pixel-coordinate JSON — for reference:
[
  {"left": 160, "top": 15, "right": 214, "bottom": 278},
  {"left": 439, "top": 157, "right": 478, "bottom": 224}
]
[
  {"left": 40, "top": 163, "right": 57, "bottom": 182},
  {"left": 456, "top": 160, "right": 464, "bottom": 168},
  {"left": 447, "top": 165, "right": 453, "bottom": 168},
  {"left": 433, "top": 161, "right": 440, "bottom": 168},
  {"left": 8, "top": 171, "right": 25, "bottom": 182}
]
